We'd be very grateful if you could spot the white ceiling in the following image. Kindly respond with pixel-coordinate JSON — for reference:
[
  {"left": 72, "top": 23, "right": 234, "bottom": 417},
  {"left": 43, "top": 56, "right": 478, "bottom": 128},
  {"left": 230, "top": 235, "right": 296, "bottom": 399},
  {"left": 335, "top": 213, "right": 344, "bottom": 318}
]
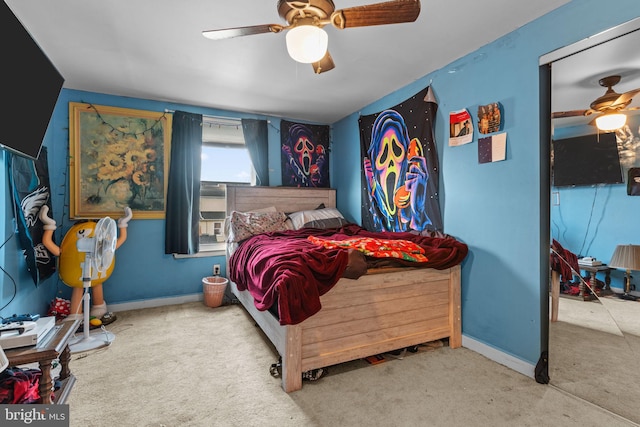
[
  {"left": 550, "top": 21, "right": 640, "bottom": 130},
  {"left": 7, "top": 0, "right": 571, "bottom": 124}
]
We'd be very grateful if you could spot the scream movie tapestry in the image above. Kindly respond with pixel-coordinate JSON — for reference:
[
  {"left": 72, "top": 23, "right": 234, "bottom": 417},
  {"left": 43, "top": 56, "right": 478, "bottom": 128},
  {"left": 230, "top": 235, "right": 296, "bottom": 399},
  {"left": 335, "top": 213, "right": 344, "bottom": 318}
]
[
  {"left": 281, "top": 120, "right": 330, "bottom": 187},
  {"left": 360, "top": 86, "right": 443, "bottom": 233},
  {"left": 7, "top": 147, "right": 56, "bottom": 286}
]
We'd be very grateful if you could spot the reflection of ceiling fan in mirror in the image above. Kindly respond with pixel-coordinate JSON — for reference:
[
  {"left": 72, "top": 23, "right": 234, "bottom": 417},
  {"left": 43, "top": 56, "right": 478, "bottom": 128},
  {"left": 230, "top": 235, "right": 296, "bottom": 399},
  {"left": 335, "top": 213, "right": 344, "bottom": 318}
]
[
  {"left": 552, "top": 75, "right": 640, "bottom": 131},
  {"left": 202, "top": 0, "right": 421, "bottom": 74}
]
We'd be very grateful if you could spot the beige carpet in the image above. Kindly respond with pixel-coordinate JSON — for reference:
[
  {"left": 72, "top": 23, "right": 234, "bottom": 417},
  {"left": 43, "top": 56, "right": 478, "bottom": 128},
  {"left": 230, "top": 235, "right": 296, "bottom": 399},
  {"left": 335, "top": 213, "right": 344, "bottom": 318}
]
[
  {"left": 549, "top": 295, "right": 640, "bottom": 425},
  {"left": 66, "top": 302, "right": 636, "bottom": 427}
]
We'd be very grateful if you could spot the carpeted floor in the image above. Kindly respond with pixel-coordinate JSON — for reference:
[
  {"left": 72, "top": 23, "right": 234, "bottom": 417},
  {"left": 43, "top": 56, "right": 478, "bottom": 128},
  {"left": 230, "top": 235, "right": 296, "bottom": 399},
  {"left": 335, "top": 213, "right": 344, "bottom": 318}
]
[
  {"left": 549, "top": 295, "right": 640, "bottom": 425},
  {"left": 66, "top": 301, "right": 637, "bottom": 427}
]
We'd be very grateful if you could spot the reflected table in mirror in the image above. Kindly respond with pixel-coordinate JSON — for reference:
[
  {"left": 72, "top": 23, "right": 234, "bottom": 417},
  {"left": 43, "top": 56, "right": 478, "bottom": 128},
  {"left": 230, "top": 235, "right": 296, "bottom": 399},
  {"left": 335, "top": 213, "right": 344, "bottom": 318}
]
[
  {"left": 550, "top": 265, "right": 611, "bottom": 322},
  {"left": 578, "top": 264, "right": 612, "bottom": 299}
]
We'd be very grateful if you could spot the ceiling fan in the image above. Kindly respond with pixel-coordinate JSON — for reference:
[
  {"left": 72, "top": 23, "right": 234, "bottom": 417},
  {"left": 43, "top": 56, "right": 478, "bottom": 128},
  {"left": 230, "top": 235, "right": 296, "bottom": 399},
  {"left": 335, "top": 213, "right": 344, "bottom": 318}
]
[
  {"left": 202, "top": 0, "right": 421, "bottom": 74},
  {"left": 552, "top": 75, "right": 640, "bottom": 130}
]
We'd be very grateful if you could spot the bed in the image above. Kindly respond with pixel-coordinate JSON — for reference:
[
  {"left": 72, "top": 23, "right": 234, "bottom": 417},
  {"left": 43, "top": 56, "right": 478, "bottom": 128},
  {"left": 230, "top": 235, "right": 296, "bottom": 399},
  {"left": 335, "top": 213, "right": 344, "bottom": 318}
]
[{"left": 225, "top": 185, "right": 466, "bottom": 392}]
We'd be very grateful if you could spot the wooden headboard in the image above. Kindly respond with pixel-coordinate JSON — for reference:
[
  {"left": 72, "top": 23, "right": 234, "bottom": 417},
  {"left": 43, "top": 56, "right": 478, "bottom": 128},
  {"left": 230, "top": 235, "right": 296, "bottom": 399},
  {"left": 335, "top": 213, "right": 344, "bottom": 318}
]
[{"left": 226, "top": 186, "right": 336, "bottom": 214}]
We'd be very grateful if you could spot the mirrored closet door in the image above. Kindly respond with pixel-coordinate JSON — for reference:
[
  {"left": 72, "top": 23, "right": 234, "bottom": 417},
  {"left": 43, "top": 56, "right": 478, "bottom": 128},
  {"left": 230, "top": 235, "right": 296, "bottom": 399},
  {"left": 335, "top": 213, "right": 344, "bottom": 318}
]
[{"left": 544, "top": 19, "right": 640, "bottom": 424}]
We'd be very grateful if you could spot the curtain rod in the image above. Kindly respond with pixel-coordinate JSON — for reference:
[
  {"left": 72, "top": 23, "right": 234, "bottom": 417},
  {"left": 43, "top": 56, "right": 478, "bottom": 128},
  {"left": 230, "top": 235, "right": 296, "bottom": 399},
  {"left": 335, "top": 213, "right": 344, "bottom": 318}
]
[{"left": 163, "top": 109, "right": 241, "bottom": 126}]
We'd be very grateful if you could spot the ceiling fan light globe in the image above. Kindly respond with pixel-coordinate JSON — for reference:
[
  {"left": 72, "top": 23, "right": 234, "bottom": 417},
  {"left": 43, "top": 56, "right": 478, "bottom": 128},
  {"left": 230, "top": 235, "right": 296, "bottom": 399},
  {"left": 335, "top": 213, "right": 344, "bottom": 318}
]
[
  {"left": 595, "top": 112, "right": 626, "bottom": 131},
  {"left": 286, "top": 25, "right": 328, "bottom": 63}
]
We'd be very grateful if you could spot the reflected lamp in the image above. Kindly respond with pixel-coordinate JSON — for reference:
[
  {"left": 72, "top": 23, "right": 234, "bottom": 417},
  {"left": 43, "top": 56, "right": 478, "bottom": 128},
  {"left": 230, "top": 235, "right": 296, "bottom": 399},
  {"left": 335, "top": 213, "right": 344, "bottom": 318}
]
[{"left": 609, "top": 244, "right": 640, "bottom": 300}]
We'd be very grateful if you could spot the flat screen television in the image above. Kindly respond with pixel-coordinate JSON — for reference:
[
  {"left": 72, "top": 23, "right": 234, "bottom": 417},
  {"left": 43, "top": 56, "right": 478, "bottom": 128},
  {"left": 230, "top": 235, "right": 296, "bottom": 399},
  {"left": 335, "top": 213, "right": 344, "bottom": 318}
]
[
  {"left": 0, "top": 2, "right": 64, "bottom": 160},
  {"left": 552, "top": 131, "right": 623, "bottom": 187}
]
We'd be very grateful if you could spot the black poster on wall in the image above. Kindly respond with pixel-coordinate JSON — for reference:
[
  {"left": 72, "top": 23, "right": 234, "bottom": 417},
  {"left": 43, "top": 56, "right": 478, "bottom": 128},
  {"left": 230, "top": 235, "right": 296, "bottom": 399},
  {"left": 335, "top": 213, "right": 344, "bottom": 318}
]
[
  {"left": 280, "top": 120, "right": 330, "bottom": 187},
  {"left": 8, "top": 147, "right": 56, "bottom": 286}
]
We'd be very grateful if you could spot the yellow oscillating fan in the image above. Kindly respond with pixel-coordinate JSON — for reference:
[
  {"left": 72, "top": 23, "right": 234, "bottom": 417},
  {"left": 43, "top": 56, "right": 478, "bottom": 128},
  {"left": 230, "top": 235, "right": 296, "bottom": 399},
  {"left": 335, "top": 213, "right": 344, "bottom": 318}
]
[{"left": 68, "top": 216, "right": 117, "bottom": 353}]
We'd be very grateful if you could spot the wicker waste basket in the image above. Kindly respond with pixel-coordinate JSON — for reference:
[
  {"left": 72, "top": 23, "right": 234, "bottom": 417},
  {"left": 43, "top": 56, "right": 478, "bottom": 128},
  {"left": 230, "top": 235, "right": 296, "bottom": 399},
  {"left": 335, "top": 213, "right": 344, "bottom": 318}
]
[{"left": 202, "top": 276, "right": 229, "bottom": 308}]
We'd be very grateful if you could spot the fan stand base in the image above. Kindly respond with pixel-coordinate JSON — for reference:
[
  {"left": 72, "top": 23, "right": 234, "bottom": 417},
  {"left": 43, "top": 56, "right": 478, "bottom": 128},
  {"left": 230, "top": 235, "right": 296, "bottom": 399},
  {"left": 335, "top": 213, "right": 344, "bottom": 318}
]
[
  {"left": 69, "top": 329, "right": 115, "bottom": 354},
  {"left": 68, "top": 282, "right": 115, "bottom": 354}
]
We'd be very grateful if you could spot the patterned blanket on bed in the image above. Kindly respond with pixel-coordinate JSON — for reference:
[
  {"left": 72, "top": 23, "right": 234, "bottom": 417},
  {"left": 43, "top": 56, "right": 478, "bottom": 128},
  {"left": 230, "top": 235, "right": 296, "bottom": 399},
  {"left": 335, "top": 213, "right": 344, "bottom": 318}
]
[
  {"left": 307, "top": 235, "right": 428, "bottom": 262},
  {"left": 229, "top": 224, "right": 468, "bottom": 325}
]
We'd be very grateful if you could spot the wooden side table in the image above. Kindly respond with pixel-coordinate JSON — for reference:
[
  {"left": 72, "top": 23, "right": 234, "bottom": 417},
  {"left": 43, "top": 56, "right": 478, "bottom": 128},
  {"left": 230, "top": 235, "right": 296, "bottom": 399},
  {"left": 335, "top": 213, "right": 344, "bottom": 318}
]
[
  {"left": 3, "top": 318, "right": 80, "bottom": 404},
  {"left": 550, "top": 265, "right": 613, "bottom": 322},
  {"left": 578, "top": 264, "right": 612, "bottom": 299}
]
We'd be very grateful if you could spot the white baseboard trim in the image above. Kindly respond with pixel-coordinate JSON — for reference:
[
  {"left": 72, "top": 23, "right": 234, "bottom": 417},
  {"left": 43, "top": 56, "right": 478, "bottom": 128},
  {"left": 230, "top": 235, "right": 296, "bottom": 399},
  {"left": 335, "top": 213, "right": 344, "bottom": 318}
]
[
  {"left": 462, "top": 334, "right": 536, "bottom": 379},
  {"left": 108, "top": 293, "right": 203, "bottom": 313}
]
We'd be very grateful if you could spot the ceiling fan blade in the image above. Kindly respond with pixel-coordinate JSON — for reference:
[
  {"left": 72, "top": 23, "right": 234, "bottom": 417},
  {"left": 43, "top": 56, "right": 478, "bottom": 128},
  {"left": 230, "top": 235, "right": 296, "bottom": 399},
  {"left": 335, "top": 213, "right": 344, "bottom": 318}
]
[
  {"left": 312, "top": 51, "right": 335, "bottom": 74},
  {"left": 332, "top": 0, "right": 420, "bottom": 29},
  {"left": 202, "top": 24, "right": 284, "bottom": 40},
  {"left": 609, "top": 87, "right": 640, "bottom": 109},
  {"left": 551, "top": 109, "right": 589, "bottom": 119}
]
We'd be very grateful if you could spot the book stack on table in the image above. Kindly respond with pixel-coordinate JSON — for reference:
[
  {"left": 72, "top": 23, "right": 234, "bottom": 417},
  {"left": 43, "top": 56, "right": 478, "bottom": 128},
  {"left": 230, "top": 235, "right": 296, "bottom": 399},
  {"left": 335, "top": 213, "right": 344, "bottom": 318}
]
[{"left": 578, "top": 257, "right": 602, "bottom": 267}]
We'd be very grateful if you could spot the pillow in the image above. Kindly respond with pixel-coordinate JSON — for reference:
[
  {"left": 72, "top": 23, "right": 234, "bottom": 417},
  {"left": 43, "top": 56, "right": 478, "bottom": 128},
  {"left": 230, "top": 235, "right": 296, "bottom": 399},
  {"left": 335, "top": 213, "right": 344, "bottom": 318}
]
[
  {"left": 228, "top": 210, "right": 289, "bottom": 243},
  {"left": 288, "top": 207, "right": 348, "bottom": 230},
  {"left": 223, "top": 206, "right": 278, "bottom": 242}
]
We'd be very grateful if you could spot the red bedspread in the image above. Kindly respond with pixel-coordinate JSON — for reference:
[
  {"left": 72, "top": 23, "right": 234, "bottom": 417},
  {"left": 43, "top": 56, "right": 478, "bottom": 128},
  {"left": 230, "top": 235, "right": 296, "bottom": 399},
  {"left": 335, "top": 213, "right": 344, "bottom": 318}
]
[
  {"left": 229, "top": 224, "right": 468, "bottom": 325},
  {"left": 307, "top": 235, "right": 429, "bottom": 262}
]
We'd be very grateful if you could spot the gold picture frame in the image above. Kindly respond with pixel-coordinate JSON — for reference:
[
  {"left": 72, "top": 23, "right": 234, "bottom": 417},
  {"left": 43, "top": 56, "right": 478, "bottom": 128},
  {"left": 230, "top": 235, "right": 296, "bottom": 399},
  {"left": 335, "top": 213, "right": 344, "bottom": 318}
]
[{"left": 69, "top": 102, "right": 172, "bottom": 219}]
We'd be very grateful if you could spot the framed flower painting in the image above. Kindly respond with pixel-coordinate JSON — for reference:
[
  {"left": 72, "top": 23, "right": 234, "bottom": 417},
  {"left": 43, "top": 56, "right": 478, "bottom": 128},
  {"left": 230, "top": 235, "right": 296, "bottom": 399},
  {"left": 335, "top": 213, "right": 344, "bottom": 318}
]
[{"left": 69, "top": 102, "right": 172, "bottom": 219}]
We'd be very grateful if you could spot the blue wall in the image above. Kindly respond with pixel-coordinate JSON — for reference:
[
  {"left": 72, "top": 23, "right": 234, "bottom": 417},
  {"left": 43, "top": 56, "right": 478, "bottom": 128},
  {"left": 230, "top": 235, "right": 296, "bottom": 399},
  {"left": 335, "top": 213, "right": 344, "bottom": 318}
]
[
  {"left": 2, "top": 0, "right": 640, "bottom": 370},
  {"left": 332, "top": 0, "right": 640, "bottom": 365},
  {"left": 0, "top": 89, "right": 311, "bottom": 317}
]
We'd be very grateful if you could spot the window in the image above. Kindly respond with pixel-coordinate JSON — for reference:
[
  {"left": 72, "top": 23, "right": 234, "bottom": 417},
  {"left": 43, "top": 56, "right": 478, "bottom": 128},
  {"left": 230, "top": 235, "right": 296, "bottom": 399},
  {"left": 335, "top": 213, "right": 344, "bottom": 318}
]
[
  {"left": 201, "top": 145, "right": 253, "bottom": 184},
  {"left": 199, "top": 117, "right": 254, "bottom": 253}
]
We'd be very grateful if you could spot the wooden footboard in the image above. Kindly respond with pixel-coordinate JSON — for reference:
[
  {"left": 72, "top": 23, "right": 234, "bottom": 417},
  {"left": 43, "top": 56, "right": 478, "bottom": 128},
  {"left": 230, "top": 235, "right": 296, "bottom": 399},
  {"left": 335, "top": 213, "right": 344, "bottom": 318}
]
[
  {"left": 229, "top": 264, "right": 461, "bottom": 392},
  {"left": 225, "top": 185, "right": 462, "bottom": 392}
]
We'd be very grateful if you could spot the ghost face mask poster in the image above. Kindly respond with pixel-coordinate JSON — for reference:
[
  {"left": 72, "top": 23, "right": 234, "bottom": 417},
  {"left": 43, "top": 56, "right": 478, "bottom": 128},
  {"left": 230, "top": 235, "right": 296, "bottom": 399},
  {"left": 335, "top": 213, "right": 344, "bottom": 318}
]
[
  {"left": 359, "top": 86, "right": 442, "bottom": 232},
  {"left": 281, "top": 120, "right": 330, "bottom": 187}
]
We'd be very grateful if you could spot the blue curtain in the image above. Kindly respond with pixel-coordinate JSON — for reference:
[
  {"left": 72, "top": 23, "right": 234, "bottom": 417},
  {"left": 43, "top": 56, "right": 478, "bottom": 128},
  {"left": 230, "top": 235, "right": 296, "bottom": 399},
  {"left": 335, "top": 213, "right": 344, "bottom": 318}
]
[
  {"left": 241, "top": 119, "right": 269, "bottom": 186},
  {"left": 164, "top": 111, "right": 203, "bottom": 254}
]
